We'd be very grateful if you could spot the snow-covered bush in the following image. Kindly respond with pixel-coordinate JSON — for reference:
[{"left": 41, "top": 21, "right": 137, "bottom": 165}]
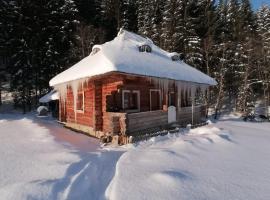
[{"left": 37, "top": 106, "right": 48, "bottom": 116}]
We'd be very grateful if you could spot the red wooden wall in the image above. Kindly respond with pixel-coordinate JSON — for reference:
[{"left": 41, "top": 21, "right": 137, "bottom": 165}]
[{"left": 58, "top": 73, "right": 176, "bottom": 135}]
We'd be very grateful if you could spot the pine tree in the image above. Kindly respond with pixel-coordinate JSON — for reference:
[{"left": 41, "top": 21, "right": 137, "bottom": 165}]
[
  {"left": 161, "top": 0, "right": 175, "bottom": 50},
  {"left": 236, "top": 0, "right": 255, "bottom": 111},
  {"left": 161, "top": 0, "right": 185, "bottom": 52},
  {"left": 137, "top": 0, "right": 147, "bottom": 35},
  {"left": 184, "top": 0, "right": 203, "bottom": 69},
  {"left": 75, "top": 0, "right": 101, "bottom": 26},
  {"left": 119, "top": 0, "right": 137, "bottom": 31},
  {"left": 0, "top": 0, "right": 10, "bottom": 106},
  {"left": 100, "top": 0, "right": 118, "bottom": 40},
  {"left": 2, "top": 0, "right": 78, "bottom": 112},
  {"left": 257, "top": 5, "right": 270, "bottom": 111},
  {"left": 223, "top": 0, "right": 241, "bottom": 103},
  {"left": 211, "top": 0, "right": 229, "bottom": 115},
  {"left": 151, "top": 0, "right": 165, "bottom": 45}
]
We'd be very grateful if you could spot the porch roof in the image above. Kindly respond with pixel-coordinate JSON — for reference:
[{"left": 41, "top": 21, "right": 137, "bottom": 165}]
[
  {"left": 49, "top": 30, "right": 217, "bottom": 87},
  {"left": 39, "top": 90, "right": 59, "bottom": 103}
]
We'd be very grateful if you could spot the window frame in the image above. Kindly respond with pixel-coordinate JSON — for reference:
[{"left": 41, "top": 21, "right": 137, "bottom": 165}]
[
  {"left": 76, "top": 91, "right": 85, "bottom": 113},
  {"left": 138, "top": 45, "right": 152, "bottom": 53},
  {"left": 122, "top": 90, "right": 140, "bottom": 112},
  {"left": 149, "top": 89, "right": 162, "bottom": 111}
]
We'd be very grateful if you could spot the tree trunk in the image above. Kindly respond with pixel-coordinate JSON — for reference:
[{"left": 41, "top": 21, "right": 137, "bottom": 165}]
[
  {"left": 214, "top": 44, "right": 227, "bottom": 119},
  {"left": 214, "top": 74, "right": 224, "bottom": 119}
]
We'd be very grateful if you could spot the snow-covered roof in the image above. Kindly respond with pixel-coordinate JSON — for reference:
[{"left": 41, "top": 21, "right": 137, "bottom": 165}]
[
  {"left": 39, "top": 90, "right": 59, "bottom": 103},
  {"left": 49, "top": 30, "right": 217, "bottom": 86}
]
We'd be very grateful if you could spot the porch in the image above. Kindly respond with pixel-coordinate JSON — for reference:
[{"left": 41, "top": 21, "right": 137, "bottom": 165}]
[{"left": 103, "top": 105, "right": 207, "bottom": 137}]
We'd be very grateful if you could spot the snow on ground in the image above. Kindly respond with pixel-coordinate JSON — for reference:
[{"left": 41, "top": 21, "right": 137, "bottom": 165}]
[
  {"left": 106, "top": 116, "right": 270, "bottom": 200},
  {"left": 1, "top": 113, "right": 270, "bottom": 200},
  {"left": 0, "top": 114, "right": 124, "bottom": 200}
]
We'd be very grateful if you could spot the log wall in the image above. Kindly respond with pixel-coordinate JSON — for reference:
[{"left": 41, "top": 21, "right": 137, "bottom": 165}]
[
  {"left": 64, "top": 83, "right": 95, "bottom": 127},
  {"left": 58, "top": 72, "right": 207, "bottom": 139},
  {"left": 103, "top": 112, "right": 127, "bottom": 135},
  {"left": 60, "top": 74, "right": 125, "bottom": 137}
]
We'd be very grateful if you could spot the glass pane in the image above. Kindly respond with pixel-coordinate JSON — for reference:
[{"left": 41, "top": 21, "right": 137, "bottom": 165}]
[
  {"left": 77, "top": 93, "right": 83, "bottom": 110},
  {"left": 169, "top": 92, "right": 175, "bottom": 106},
  {"left": 124, "top": 92, "right": 130, "bottom": 109},
  {"left": 131, "top": 93, "right": 138, "bottom": 109}
]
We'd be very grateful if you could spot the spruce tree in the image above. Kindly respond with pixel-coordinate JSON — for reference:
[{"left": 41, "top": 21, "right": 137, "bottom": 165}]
[
  {"left": 2, "top": 0, "right": 78, "bottom": 112},
  {"left": 161, "top": 0, "right": 185, "bottom": 52},
  {"left": 257, "top": 5, "right": 270, "bottom": 110},
  {"left": 151, "top": 0, "right": 165, "bottom": 45},
  {"left": 184, "top": 0, "right": 203, "bottom": 69},
  {"left": 137, "top": 0, "right": 147, "bottom": 35},
  {"left": 236, "top": 0, "right": 255, "bottom": 111},
  {"left": 119, "top": 0, "right": 137, "bottom": 31}
]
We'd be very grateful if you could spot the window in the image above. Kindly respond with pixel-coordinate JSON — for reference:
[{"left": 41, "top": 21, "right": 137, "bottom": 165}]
[
  {"left": 150, "top": 89, "right": 162, "bottom": 111},
  {"left": 138, "top": 45, "right": 152, "bottom": 53},
  {"left": 76, "top": 91, "right": 84, "bottom": 112},
  {"left": 91, "top": 47, "right": 100, "bottom": 56},
  {"left": 169, "top": 92, "right": 176, "bottom": 106},
  {"left": 122, "top": 90, "right": 140, "bottom": 111}
]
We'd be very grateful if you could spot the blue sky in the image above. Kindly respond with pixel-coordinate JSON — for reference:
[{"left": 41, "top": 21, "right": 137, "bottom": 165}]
[{"left": 251, "top": 0, "right": 270, "bottom": 10}]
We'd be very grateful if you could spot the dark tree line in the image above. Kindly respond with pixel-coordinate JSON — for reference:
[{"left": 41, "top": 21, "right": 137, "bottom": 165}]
[{"left": 0, "top": 0, "right": 269, "bottom": 113}]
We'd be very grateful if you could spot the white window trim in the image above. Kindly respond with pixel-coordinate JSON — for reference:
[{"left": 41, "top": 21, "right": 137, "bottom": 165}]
[
  {"left": 122, "top": 90, "right": 140, "bottom": 112},
  {"left": 150, "top": 89, "right": 162, "bottom": 111},
  {"left": 76, "top": 91, "right": 85, "bottom": 113}
]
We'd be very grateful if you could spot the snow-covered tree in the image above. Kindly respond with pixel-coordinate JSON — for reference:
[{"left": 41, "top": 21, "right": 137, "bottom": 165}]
[
  {"left": 184, "top": 0, "right": 203, "bottom": 69},
  {"left": 137, "top": 0, "right": 155, "bottom": 37},
  {"left": 161, "top": 0, "right": 185, "bottom": 52},
  {"left": 236, "top": 0, "right": 256, "bottom": 111},
  {"left": 0, "top": 0, "right": 10, "bottom": 106},
  {"left": 2, "top": 0, "right": 78, "bottom": 112},
  {"left": 256, "top": 5, "right": 270, "bottom": 110},
  {"left": 119, "top": 0, "right": 137, "bottom": 31},
  {"left": 137, "top": 0, "right": 147, "bottom": 35},
  {"left": 151, "top": 1, "right": 165, "bottom": 45}
]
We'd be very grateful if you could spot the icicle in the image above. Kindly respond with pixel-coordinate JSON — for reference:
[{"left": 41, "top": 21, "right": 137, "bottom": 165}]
[
  {"left": 191, "top": 84, "right": 197, "bottom": 101},
  {"left": 70, "top": 77, "right": 89, "bottom": 122},
  {"left": 200, "top": 84, "right": 208, "bottom": 97},
  {"left": 54, "top": 83, "right": 68, "bottom": 120},
  {"left": 177, "top": 81, "right": 182, "bottom": 108},
  {"left": 183, "top": 83, "right": 187, "bottom": 106},
  {"left": 54, "top": 77, "right": 90, "bottom": 123}
]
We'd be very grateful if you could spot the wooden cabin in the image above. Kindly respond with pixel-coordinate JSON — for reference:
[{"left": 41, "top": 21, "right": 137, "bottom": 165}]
[{"left": 49, "top": 30, "right": 216, "bottom": 143}]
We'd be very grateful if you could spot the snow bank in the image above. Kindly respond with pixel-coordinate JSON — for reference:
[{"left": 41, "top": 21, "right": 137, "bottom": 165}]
[
  {"left": 1, "top": 114, "right": 270, "bottom": 200},
  {"left": 106, "top": 122, "right": 270, "bottom": 200},
  {"left": 0, "top": 116, "right": 79, "bottom": 200},
  {"left": 49, "top": 30, "right": 217, "bottom": 86},
  {"left": 0, "top": 114, "right": 121, "bottom": 200}
]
